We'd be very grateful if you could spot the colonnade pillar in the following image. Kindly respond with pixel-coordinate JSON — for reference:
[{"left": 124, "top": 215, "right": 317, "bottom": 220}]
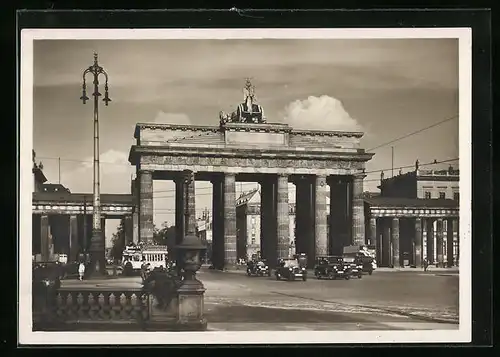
[
  {"left": 223, "top": 173, "right": 237, "bottom": 267},
  {"left": 314, "top": 175, "right": 328, "bottom": 256},
  {"left": 276, "top": 174, "right": 290, "bottom": 260},
  {"left": 69, "top": 215, "right": 79, "bottom": 263},
  {"left": 369, "top": 217, "right": 377, "bottom": 254},
  {"left": 447, "top": 218, "right": 455, "bottom": 267},
  {"left": 351, "top": 174, "right": 366, "bottom": 246},
  {"left": 391, "top": 217, "right": 400, "bottom": 267},
  {"left": 174, "top": 176, "right": 185, "bottom": 245},
  {"left": 211, "top": 175, "right": 224, "bottom": 269},
  {"left": 426, "top": 218, "right": 435, "bottom": 263},
  {"left": 138, "top": 169, "right": 154, "bottom": 244},
  {"left": 185, "top": 171, "right": 197, "bottom": 236},
  {"left": 436, "top": 218, "right": 444, "bottom": 267},
  {"left": 381, "top": 219, "right": 391, "bottom": 267},
  {"left": 40, "top": 215, "right": 50, "bottom": 261},
  {"left": 414, "top": 217, "right": 423, "bottom": 267}
]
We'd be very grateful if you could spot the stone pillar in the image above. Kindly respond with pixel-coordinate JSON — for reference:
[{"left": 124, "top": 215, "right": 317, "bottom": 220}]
[
  {"left": 294, "top": 178, "right": 308, "bottom": 256},
  {"left": 391, "top": 217, "right": 400, "bottom": 268},
  {"left": 436, "top": 218, "right": 444, "bottom": 267},
  {"left": 315, "top": 175, "right": 328, "bottom": 256},
  {"left": 382, "top": 219, "right": 391, "bottom": 267},
  {"left": 328, "top": 177, "right": 348, "bottom": 256},
  {"left": 174, "top": 176, "right": 185, "bottom": 245},
  {"left": 276, "top": 174, "right": 290, "bottom": 260},
  {"left": 446, "top": 218, "right": 455, "bottom": 267},
  {"left": 69, "top": 215, "right": 79, "bottom": 263},
  {"left": 211, "top": 176, "right": 224, "bottom": 270},
  {"left": 369, "top": 217, "right": 377, "bottom": 255},
  {"left": 455, "top": 218, "right": 460, "bottom": 266},
  {"left": 426, "top": 218, "right": 435, "bottom": 263},
  {"left": 40, "top": 215, "right": 50, "bottom": 261},
  {"left": 132, "top": 211, "right": 139, "bottom": 244},
  {"left": 352, "top": 174, "right": 366, "bottom": 246},
  {"left": 139, "top": 169, "right": 154, "bottom": 244},
  {"left": 223, "top": 173, "right": 237, "bottom": 267},
  {"left": 124, "top": 215, "right": 133, "bottom": 245},
  {"left": 414, "top": 218, "right": 423, "bottom": 267},
  {"left": 185, "top": 171, "right": 197, "bottom": 236}
]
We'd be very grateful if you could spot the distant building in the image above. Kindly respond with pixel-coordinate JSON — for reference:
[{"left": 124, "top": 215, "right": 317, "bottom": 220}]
[
  {"left": 41, "top": 183, "right": 71, "bottom": 194},
  {"left": 379, "top": 160, "right": 459, "bottom": 201}
]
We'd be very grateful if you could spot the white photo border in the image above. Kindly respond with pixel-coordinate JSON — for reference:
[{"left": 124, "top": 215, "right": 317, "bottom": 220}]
[{"left": 18, "top": 28, "right": 472, "bottom": 345}]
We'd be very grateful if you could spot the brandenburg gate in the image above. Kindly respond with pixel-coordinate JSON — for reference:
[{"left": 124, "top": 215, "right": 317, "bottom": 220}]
[{"left": 128, "top": 80, "right": 374, "bottom": 269}]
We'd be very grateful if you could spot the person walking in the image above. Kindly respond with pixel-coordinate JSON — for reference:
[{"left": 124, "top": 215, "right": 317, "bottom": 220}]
[{"left": 78, "top": 261, "right": 86, "bottom": 281}]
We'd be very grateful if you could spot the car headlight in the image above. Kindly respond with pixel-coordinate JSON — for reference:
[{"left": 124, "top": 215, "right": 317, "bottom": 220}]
[{"left": 289, "top": 267, "right": 293, "bottom": 271}]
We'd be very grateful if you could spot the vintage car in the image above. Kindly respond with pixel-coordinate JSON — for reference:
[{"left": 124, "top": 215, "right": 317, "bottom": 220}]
[
  {"left": 246, "top": 259, "right": 271, "bottom": 277},
  {"left": 275, "top": 258, "right": 307, "bottom": 281},
  {"left": 343, "top": 253, "right": 374, "bottom": 275},
  {"left": 342, "top": 256, "right": 363, "bottom": 279},
  {"left": 314, "top": 256, "right": 351, "bottom": 280}
]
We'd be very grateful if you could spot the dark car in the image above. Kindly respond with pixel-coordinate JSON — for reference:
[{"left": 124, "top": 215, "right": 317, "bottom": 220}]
[
  {"left": 246, "top": 260, "right": 271, "bottom": 277},
  {"left": 314, "top": 256, "right": 351, "bottom": 280},
  {"left": 275, "top": 258, "right": 307, "bottom": 281},
  {"left": 344, "top": 253, "right": 374, "bottom": 275},
  {"left": 32, "top": 263, "right": 62, "bottom": 291},
  {"left": 342, "top": 256, "right": 363, "bottom": 279}
]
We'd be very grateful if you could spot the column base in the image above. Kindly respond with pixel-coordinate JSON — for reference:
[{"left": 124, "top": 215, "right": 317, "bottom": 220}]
[
  {"left": 89, "top": 230, "right": 106, "bottom": 277},
  {"left": 175, "top": 278, "right": 207, "bottom": 331}
]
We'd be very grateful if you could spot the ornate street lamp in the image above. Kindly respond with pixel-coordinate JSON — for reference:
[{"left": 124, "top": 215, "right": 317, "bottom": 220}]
[{"left": 80, "top": 53, "right": 111, "bottom": 276}]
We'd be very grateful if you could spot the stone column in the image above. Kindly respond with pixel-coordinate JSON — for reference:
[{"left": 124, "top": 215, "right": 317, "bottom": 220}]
[
  {"left": 382, "top": 219, "right": 391, "bottom": 267},
  {"left": 391, "top": 217, "right": 400, "bottom": 268},
  {"left": 174, "top": 176, "right": 185, "bottom": 245},
  {"left": 40, "top": 215, "right": 50, "bottom": 261},
  {"left": 436, "top": 218, "right": 444, "bottom": 267},
  {"left": 414, "top": 217, "right": 423, "bottom": 267},
  {"left": 211, "top": 176, "right": 224, "bottom": 270},
  {"left": 223, "top": 173, "right": 237, "bottom": 267},
  {"left": 124, "top": 215, "right": 133, "bottom": 245},
  {"left": 139, "top": 169, "right": 154, "bottom": 244},
  {"left": 132, "top": 211, "right": 139, "bottom": 244},
  {"left": 447, "top": 218, "right": 455, "bottom": 267},
  {"left": 369, "top": 217, "right": 377, "bottom": 253},
  {"left": 455, "top": 218, "right": 460, "bottom": 266},
  {"left": 276, "top": 174, "right": 290, "bottom": 260},
  {"left": 426, "top": 218, "right": 435, "bottom": 264},
  {"left": 184, "top": 171, "right": 197, "bottom": 236},
  {"left": 69, "top": 215, "right": 79, "bottom": 262},
  {"left": 315, "top": 175, "right": 328, "bottom": 256},
  {"left": 352, "top": 174, "right": 366, "bottom": 246}
]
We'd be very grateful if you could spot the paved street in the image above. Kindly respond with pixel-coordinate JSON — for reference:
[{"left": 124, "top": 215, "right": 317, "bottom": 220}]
[{"left": 61, "top": 267, "right": 459, "bottom": 331}]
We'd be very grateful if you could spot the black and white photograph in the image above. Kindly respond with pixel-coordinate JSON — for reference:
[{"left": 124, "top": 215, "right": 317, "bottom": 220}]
[{"left": 19, "top": 28, "right": 472, "bottom": 345}]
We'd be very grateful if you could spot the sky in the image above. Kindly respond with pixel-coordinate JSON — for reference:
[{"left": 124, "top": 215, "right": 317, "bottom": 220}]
[{"left": 32, "top": 38, "right": 459, "bottom": 243}]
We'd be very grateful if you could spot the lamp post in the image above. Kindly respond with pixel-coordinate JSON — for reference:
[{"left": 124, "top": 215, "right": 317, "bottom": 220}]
[{"left": 80, "top": 53, "right": 111, "bottom": 276}]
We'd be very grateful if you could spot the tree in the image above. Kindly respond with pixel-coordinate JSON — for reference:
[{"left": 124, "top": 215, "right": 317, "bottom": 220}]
[
  {"left": 109, "top": 218, "right": 126, "bottom": 261},
  {"left": 153, "top": 222, "right": 177, "bottom": 250}
]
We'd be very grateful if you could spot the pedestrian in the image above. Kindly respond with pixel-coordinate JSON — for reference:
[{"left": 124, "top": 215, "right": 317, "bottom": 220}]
[
  {"left": 423, "top": 258, "right": 429, "bottom": 272},
  {"left": 78, "top": 261, "right": 85, "bottom": 281}
]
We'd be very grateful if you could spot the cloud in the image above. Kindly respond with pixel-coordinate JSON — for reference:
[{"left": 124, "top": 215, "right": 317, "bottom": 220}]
[
  {"left": 283, "top": 95, "right": 362, "bottom": 132},
  {"left": 66, "top": 149, "right": 134, "bottom": 194},
  {"left": 153, "top": 111, "right": 192, "bottom": 125}
]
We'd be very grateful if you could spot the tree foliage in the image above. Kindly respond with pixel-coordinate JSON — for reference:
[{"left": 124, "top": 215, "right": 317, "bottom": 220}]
[{"left": 109, "top": 218, "right": 126, "bottom": 260}]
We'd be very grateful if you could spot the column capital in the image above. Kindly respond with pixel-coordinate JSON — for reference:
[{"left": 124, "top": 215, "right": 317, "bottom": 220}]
[
  {"left": 138, "top": 169, "right": 153, "bottom": 175},
  {"left": 353, "top": 173, "right": 367, "bottom": 180},
  {"left": 277, "top": 173, "right": 288, "bottom": 178}
]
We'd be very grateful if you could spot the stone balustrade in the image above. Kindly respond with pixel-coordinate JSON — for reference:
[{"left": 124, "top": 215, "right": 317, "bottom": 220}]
[{"left": 34, "top": 288, "right": 151, "bottom": 331}]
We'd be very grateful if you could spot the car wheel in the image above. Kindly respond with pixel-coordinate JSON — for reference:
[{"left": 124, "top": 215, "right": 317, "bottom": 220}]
[
  {"left": 345, "top": 275, "right": 351, "bottom": 280},
  {"left": 317, "top": 275, "right": 321, "bottom": 280},
  {"left": 276, "top": 273, "right": 281, "bottom": 280},
  {"left": 358, "top": 274, "right": 363, "bottom": 279},
  {"left": 302, "top": 276, "right": 307, "bottom": 281},
  {"left": 369, "top": 270, "right": 373, "bottom": 275},
  {"left": 247, "top": 271, "right": 251, "bottom": 276}
]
